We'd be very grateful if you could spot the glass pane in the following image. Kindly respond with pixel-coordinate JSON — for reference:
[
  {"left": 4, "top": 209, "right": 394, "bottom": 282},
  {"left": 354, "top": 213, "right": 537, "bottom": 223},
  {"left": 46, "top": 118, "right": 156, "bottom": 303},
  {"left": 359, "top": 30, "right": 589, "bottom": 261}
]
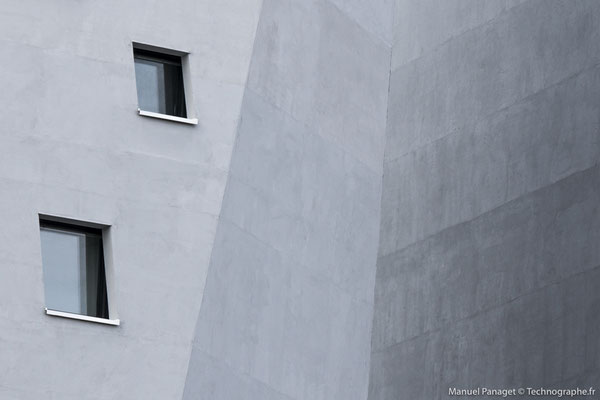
[
  {"left": 84, "top": 235, "right": 102, "bottom": 316},
  {"left": 40, "top": 226, "right": 107, "bottom": 318},
  {"left": 134, "top": 58, "right": 166, "bottom": 114},
  {"left": 40, "top": 228, "right": 86, "bottom": 315},
  {"left": 164, "top": 63, "right": 187, "bottom": 118}
]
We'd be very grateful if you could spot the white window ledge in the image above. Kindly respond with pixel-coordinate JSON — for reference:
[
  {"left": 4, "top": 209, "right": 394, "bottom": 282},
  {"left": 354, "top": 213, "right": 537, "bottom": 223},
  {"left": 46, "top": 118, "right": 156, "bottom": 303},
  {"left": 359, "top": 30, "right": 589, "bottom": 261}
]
[
  {"left": 45, "top": 308, "right": 120, "bottom": 326},
  {"left": 137, "top": 109, "right": 198, "bottom": 125}
]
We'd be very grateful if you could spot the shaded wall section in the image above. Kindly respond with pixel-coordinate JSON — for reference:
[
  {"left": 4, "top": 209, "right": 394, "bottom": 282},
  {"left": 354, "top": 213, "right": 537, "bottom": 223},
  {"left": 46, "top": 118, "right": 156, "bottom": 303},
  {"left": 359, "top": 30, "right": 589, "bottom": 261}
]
[
  {"left": 369, "top": 0, "right": 600, "bottom": 399},
  {"left": 183, "top": 0, "right": 392, "bottom": 399}
]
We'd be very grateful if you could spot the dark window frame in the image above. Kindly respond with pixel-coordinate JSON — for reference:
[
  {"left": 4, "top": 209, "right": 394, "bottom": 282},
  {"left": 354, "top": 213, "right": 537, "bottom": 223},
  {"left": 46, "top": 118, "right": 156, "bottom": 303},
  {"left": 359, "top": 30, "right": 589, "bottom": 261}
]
[
  {"left": 134, "top": 48, "right": 182, "bottom": 66},
  {"left": 39, "top": 218, "right": 110, "bottom": 320},
  {"left": 133, "top": 47, "right": 188, "bottom": 118}
]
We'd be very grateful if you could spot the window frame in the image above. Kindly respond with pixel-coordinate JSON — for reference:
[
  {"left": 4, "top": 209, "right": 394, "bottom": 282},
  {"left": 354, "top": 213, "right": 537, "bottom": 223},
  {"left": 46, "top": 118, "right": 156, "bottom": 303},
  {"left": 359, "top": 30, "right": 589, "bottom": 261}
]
[
  {"left": 132, "top": 42, "right": 198, "bottom": 125},
  {"left": 39, "top": 215, "right": 119, "bottom": 326}
]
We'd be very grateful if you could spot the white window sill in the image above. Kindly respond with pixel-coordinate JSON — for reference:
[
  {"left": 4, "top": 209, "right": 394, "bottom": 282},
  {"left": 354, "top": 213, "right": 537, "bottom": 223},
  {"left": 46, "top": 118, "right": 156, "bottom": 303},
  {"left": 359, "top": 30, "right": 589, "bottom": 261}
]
[
  {"left": 137, "top": 109, "right": 198, "bottom": 125},
  {"left": 45, "top": 308, "right": 120, "bottom": 326}
]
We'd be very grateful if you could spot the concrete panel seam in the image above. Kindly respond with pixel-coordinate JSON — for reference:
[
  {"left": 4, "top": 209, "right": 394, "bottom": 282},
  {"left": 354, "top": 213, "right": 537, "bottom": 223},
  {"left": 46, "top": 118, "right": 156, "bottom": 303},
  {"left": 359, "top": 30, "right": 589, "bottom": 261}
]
[
  {"left": 373, "top": 260, "right": 600, "bottom": 354},
  {"left": 178, "top": 3, "right": 266, "bottom": 399},
  {"left": 385, "top": 58, "right": 600, "bottom": 165},
  {"left": 191, "top": 348, "right": 299, "bottom": 400},
  {"left": 209, "top": 213, "right": 376, "bottom": 307},
  {"left": 367, "top": 7, "right": 395, "bottom": 390},
  {"left": 0, "top": 175, "right": 220, "bottom": 220},
  {"left": 244, "top": 87, "right": 384, "bottom": 177},
  {"left": 391, "top": 0, "right": 534, "bottom": 70},
  {"left": 324, "top": 0, "right": 393, "bottom": 48},
  {"left": 377, "top": 60, "right": 600, "bottom": 256},
  {"left": 378, "top": 160, "right": 600, "bottom": 261}
]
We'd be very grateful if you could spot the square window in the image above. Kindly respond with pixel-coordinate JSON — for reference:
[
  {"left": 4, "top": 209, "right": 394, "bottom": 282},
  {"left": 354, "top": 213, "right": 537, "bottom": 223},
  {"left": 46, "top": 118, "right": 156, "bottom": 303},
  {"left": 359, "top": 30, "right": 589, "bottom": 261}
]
[
  {"left": 39, "top": 218, "right": 110, "bottom": 320},
  {"left": 133, "top": 47, "right": 188, "bottom": 118}
]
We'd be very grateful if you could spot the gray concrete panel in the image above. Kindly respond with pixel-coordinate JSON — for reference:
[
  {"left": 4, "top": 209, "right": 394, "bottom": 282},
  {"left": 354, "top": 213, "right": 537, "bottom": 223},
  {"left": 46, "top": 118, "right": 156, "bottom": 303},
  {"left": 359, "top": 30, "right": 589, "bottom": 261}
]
[
  {"left": 371, "top": 1, "right": 600, "bottom": 399},
  {"left": 369, "top": 264, "right": 600, "bottom": 399},
  {"left": 223, "top": 91, "right": 382, "bottom": 302},
  {"left": 183, "top": 351, "right": 296, "bottom": 400},
  {"left": 328, "top": 0, "right": 395, "bottom": 45},
  {"left": 373, "top": 164, "right": 600, "bottom": 352},
  {"left": 188, "top": 220, "right": 374, "bottom": 400},
  {"left": 380, "top": 64, "right": 600, "bottom": 254},
  {"left": 246, "top": 0, "right": 391, "bottom": 172},
  {"left": 392, "top": 0, "right": 528, "bottom": 68},
  {"left": 386, "top": 0, "right": 600, "bottom": 161},
  {"left": 184, "top": 0, "right": 391, "bottom": 397}
]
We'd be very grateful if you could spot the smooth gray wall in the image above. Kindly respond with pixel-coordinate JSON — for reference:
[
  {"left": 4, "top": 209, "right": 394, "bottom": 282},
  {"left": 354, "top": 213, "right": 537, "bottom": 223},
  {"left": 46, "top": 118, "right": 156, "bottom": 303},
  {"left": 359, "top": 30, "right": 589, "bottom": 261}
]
[
  {"left": 369, "top": 0, "right": 600, "bottom": 398},
  {"left": 183, "top": 0, "right": 392, "bottom": 399},
  {"left": 0, "top": 1, "right": 263, "bottom": 398}
]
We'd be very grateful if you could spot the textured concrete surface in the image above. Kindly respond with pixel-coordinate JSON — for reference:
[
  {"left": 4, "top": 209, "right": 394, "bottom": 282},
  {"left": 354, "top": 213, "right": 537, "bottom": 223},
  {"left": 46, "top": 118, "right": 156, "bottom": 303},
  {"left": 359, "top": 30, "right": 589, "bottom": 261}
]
[
  {"left": 0, "top": 0, "right": 263, "bottom": 399},
  {"left": 183, "top": 0, "right": 392, "bottom": 398},
  {"left": 2, "top": 0, "right": 598, "bottom": 399},
  {"left": 370, "top": 0, "right": 600, "bottom": 399}
]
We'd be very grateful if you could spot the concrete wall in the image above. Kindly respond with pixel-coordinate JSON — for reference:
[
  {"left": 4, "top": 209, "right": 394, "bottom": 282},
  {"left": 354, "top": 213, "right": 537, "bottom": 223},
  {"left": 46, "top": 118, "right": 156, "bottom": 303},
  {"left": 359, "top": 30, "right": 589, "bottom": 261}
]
[
  {"left": 4, "top": 1, "right": 597, "bottom": 399},
  {"left": 0, "top": 1, "right": 262, "bottom": 399},
  {"left": 182, "top": 0, "right": 392, "bottom": 399},
  {"left": 369, "top": 1, "right": 600, "bottom": 398}
]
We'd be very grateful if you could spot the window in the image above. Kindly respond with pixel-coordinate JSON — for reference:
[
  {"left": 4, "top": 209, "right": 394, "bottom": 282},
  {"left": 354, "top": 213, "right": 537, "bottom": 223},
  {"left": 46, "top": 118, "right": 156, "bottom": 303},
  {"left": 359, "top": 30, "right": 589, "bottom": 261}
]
[
  {"left": 133, "top": 44, "right": 196, "bottom": 124},
  {"left": 39, "top": 217, "right": 116, "bottom": 325}
]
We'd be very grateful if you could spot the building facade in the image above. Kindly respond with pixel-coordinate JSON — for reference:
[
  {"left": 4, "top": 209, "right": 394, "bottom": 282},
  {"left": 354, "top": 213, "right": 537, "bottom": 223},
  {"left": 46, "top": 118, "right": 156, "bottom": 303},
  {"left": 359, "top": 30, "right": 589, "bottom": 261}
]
[{"left": 0, "top": 1, "right": 598, "bottom": 399}]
